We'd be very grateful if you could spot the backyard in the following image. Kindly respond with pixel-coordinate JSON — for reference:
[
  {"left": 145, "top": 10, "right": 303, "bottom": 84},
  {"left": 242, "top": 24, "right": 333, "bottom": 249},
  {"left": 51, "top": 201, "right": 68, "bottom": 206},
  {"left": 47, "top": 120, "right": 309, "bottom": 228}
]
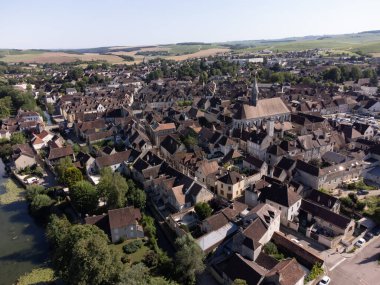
[{"left": 110, "top": 238, "right": 149, "bottom": 264}]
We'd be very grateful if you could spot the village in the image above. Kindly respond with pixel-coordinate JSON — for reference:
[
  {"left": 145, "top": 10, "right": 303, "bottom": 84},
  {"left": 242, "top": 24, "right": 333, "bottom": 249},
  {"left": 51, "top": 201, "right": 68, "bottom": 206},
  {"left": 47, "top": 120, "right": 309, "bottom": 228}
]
[{"left": 1, "top": 48, "right": 380, "bottom": 285}]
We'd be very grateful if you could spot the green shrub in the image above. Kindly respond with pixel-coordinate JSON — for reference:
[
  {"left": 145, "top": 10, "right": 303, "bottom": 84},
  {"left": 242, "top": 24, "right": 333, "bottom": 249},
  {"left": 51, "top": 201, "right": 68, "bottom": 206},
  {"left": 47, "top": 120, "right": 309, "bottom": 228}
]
[
  {"left": 123, "top": 239, "right": 143, "bottom": 254},
  {"left": 263, "top": 242, "right": 278, "bottom": 255},
  {"left": 305, "top": 263, "right": 324, "bottom": 282}
]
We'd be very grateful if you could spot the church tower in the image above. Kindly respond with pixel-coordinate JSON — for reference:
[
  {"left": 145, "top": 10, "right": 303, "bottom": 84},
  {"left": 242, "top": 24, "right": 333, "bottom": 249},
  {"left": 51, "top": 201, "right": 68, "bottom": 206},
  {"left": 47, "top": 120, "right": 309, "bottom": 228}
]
[{"left": 251, "top": 74, "right": 259, "bottom": 106}]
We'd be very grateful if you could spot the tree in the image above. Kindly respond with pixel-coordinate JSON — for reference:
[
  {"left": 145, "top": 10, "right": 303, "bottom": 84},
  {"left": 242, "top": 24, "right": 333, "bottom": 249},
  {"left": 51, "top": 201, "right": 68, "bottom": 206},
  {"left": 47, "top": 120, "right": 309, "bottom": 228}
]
[
  {"left": 97, "top": 168, "right": 128, "bottom": 209},
  {"left": 63, "top": 166, "right": 83, "bottom": 188},
  {"left": 26, "top": 184, "right": 46, "bottom": 201},
  {"left": 127, "top": 187, "right": 146, "bottom": 209},
  {"left": 323, "top": 67, "right": 341, "bottom": 83},
  {"left": 46, "top": 215, "right": 72, "bottom": 248},
  {"left": 263, "top": 241, "right": 278, "bottom": 255},
  {"left": 10, "top": 132, "right": 26, "bottom": 145},
  {"left": 141, "top": 215, "right": 157, "bottom": 240},
  {"left": 0, "top": 142, "right": 12, "bottom": 158},
  {"left": 309, "top": 158, "right": 321, "bottom": 168},
  {"left": 55, "top": 157, "right": 73, "bottom": 183},
  {"left": 51, "top": 224, "right": 122, "bottom": 285},
  {"left": 30, "top": 194, "right": 53, "bottom": 214},
  {"left": 370, "top": 73, "right": 378, "bottom": 87},
  {"left": 175, "top": 234, "right": 205, "bottom": 285},
  {"left": 351, "top": 66, "right": 362, "bottom": 82},
  {"left": 46, "top": 103, "right": 54, "bottom": 114},
  {"left": 194, "top": 202, "right": 212, "bottom": 220},
  {"left": 70, "top": 181, "right": 98, "bottom": 214}
]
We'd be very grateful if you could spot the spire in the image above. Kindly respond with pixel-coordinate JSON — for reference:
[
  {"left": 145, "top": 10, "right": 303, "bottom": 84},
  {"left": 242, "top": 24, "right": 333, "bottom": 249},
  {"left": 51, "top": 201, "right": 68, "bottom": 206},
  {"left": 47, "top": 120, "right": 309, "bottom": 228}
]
[{"left": 251, "top": 73, "right": 259, "bottom": 106}]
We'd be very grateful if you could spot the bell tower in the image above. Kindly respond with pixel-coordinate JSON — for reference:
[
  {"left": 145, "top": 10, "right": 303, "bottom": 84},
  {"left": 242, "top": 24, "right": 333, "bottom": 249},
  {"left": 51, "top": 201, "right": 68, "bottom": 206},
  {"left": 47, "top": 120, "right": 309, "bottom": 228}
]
[{"left": 251, "top": 73, "right": 259, "bottom": 106}]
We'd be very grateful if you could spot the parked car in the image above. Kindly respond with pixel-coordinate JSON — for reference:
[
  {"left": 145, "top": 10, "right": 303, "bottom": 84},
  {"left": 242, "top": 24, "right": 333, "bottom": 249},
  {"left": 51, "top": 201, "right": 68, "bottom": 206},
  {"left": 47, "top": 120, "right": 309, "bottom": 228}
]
[
  {"left": 25, "top": 177, "right": 39, "bottom": 185},
  {"left": 370, "top": 226, "right": 380, "bottom": 236},
  {"left": 318, "top": 276, "right": 331, "bottom": 285},
  {"left": 355, "top": 238, "right": 366, "bottom": 247},
  {"left": 291, "top": 238, "right": 303, "bottom": 246},
  {"left": 363, "top": 232, "right": 374, "bottom": 241},
  {"left": 357, "top": 189, "right": 369, "bottom": 195}
]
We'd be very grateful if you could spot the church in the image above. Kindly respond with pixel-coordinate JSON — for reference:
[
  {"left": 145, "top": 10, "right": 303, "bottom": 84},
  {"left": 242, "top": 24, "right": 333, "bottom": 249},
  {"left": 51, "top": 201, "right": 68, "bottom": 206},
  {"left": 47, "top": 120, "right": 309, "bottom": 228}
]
[{"left": 233, "top": 76, "right": 291, "bottom": 129}]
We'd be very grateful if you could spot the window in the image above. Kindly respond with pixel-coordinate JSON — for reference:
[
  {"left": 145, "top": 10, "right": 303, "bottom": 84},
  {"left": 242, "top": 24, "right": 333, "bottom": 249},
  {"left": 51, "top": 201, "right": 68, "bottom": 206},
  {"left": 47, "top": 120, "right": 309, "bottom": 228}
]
[
  {"left": 228, "top": 186, "right": 232, "bottom": 191},
  {"left": 220, "top": 190, "right": 224, "bottom": 195}
]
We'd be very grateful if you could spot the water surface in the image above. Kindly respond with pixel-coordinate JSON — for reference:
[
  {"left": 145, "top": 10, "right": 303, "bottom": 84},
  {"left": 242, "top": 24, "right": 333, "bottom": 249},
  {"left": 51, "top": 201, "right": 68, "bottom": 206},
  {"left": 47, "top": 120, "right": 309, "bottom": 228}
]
[{"left": 0, "top": 160, "right": 49, "bottom": 285}]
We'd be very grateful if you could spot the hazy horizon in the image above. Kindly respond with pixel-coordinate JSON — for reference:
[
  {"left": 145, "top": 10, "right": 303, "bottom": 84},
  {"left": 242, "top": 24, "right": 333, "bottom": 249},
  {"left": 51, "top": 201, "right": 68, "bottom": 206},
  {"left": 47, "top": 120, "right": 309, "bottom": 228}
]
[{"left": 1, "top": 0, "right": 380, "bottom": 49}]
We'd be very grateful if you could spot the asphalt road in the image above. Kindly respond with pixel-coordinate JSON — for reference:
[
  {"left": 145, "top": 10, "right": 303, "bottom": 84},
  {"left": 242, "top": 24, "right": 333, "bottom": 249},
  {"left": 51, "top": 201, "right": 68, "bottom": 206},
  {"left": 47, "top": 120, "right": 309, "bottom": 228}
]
[{"left": 328, "top": 236, "right": 380, "bottom": 285}]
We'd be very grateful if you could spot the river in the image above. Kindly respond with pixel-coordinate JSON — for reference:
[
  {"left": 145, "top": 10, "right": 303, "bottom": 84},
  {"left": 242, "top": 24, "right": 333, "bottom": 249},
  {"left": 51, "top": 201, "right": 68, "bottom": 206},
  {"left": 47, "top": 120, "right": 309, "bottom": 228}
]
[{"left": 0, "top": 160, "right": 49, "bottom": 285}]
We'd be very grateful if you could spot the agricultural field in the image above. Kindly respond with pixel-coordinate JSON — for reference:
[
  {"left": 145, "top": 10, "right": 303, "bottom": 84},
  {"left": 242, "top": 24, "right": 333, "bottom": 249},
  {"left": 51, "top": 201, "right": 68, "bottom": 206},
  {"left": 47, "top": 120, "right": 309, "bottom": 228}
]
[{"left": 2, "top": 31, "right": 380, "bottom": 64}]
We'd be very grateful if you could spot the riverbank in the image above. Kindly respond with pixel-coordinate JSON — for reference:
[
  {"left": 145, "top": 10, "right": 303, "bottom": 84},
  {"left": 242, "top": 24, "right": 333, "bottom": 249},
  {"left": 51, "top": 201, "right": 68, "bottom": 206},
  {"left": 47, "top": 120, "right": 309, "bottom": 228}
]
[
  {"left": 0, "top": 159, "right": 49, "bottom": 285},
  {"left": 0, "top": 179, "right": 25, "bottom": 205}
]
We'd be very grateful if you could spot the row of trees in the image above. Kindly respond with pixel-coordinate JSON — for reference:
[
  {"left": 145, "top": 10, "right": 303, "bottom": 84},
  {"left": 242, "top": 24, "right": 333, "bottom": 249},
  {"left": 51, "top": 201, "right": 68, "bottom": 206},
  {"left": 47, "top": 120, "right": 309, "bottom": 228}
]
[
  {"left": 146, "top": 59, "right": 240, "bottom": 82},
  {"left": 323, "top": 65, "right": 379, "bottom": 85}
]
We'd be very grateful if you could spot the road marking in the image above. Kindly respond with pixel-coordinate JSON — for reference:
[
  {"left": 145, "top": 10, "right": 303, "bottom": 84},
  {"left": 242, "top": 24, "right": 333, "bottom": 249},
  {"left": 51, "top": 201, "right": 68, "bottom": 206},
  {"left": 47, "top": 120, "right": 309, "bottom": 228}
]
[{"left": 329, "top": 257, "right": 346, "bottom": 271}]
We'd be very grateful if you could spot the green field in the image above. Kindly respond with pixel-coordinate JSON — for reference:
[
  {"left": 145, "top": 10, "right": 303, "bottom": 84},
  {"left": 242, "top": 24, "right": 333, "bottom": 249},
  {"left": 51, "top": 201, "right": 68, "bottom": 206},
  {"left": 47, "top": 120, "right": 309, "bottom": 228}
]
[{"left": 2, "top": 31, "right": 380, "bottom": 63}]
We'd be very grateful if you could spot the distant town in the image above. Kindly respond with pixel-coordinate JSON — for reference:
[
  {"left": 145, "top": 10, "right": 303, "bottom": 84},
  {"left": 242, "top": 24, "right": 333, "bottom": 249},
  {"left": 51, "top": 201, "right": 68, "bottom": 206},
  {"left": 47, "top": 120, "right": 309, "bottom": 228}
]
[{"left": 1, "top": 45, "right": 380, "bottom": 285}]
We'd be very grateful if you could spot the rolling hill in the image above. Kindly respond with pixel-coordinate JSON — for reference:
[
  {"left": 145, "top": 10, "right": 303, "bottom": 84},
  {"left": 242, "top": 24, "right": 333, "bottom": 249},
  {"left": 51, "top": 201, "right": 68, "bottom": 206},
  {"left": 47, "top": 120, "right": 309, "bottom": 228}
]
[{"left": 1, "top": 30, "right": 380, "bottom": 64}]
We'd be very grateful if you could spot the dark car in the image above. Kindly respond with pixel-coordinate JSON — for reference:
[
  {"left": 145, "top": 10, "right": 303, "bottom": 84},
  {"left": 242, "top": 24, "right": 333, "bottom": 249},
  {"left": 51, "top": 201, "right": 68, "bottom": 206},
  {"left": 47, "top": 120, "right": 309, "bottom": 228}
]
[
  {"left": 370, "top": 226, "right": 380, "bottom": 236},
  {"left": 363, "top": 231, "right": 374, "bottom": 241},
  {"left": 357, "top": 189, "right": 369, "bottom": 195}
]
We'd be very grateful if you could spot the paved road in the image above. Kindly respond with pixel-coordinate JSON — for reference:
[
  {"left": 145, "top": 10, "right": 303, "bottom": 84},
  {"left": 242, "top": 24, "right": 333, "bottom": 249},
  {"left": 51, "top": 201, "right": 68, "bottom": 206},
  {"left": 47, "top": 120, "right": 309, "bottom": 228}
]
[{"left": 328, "top": 236, "right": 380, "bottom": 285}]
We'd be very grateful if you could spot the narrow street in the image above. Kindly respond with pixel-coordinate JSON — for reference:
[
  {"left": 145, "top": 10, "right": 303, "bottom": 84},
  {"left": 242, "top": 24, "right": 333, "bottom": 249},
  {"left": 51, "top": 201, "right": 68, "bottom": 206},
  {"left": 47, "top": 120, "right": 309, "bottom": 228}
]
[{"left": 328, "top": 236, "right": 380, "bottom": 285}]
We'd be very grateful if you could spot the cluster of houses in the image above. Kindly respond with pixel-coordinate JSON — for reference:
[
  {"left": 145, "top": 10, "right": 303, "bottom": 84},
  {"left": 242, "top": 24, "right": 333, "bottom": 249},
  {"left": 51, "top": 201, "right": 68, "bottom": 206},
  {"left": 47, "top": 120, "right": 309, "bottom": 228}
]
[{"left": 2, "top": 55, "right": 380, "bottom": 285}]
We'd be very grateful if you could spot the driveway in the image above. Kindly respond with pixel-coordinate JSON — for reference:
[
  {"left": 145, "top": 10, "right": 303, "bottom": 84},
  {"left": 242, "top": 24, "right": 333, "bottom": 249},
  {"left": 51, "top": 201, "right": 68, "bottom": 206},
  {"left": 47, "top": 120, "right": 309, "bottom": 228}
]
[{"left": 328, "top": 236, "right": 380, "bottom": 285}]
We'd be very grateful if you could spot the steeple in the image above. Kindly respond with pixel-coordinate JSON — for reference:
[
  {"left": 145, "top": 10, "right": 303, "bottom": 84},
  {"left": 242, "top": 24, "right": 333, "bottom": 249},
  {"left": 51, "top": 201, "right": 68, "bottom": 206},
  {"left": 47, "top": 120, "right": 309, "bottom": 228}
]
[{"left": 251, "top": 73, "right": 259, "bottom": 106}]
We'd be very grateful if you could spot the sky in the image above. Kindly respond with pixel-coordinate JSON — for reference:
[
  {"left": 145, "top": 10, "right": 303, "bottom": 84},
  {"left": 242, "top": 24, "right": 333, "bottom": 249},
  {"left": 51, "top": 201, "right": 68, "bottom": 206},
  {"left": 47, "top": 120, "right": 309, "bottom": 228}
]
[{"left": 1, "top": 0, "right": 380, "bottom": 49}]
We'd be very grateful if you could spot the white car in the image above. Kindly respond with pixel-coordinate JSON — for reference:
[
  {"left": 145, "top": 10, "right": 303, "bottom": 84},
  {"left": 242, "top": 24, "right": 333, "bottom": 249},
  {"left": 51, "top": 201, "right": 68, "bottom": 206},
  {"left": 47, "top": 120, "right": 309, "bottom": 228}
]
[
  {"left": 291, "top": 238, "right": 303, "bottom": 246},
  {"left": 318, "top": 276, "right": 331, "bottom": 285},
  {"left": 355, "top": 238, "right": 366, "bottom": 248}
]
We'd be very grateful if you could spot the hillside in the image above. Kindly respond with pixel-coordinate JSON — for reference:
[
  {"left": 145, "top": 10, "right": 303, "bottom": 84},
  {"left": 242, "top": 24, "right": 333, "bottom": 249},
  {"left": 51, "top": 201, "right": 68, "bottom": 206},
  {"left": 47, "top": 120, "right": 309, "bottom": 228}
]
[{"left": 1, "top": 30, "right": 380, "bottom": 64}]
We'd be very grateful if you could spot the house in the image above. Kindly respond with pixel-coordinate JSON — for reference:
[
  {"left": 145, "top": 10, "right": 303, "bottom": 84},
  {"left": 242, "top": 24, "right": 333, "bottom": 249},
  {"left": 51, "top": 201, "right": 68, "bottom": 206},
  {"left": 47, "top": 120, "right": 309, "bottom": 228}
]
[
  {"left": 246, "top": 131, "right": 272, "bottom": 160},
  {"left": 159, "top": 135, "right": 186, "bottom": 162},
  {"left": 76, "top": 151, "right": 95, "bottom": 175},
  {"left": 31, "top": 130, "right": 54, "bottom": 151},
  {"left": 11, "top": 144, "right": 36, "bottom": 170},
  {"left": 95, "top": 149, "right": 140, "bottom": 173},
  {"left": 194, "top": 160, "right": 219, "bottom": 186},
  {"left": 86, "top": 206, "right": 144, "bottom": 243},
  {"left": 108, "top": 206, "right": 143, "bottom": 243},
  {"left": 46, "top": 145, "right": 74, "bottom": 167},
  {"left": 243, "top": 155, "right": 268, "bottom": 178},
  {"left": 300, "top": 199, "right": 355, "bottom": 248},
  {"left": 233, "top": 204, "right": 281, "bottom": 261},
  {"left": 197, "top": 203, "right": 246, "bottom": 252},
  {"left": 295, "top": 159, "right": 363, "bottom": 190},
  {"left": 148, "top": 121, "right": 176, "bottom": 145},
  {"left": 264, "top": 258, "right": 305, "bottom": 285},
  {"left": 214, "top": 253, "right": 305, "bottom": 285},
  {"left": 217, "top": 171, "right": 245, "bottom": 200},
  {"left": 306, "top": 189, "right": 340, "bottom": 213},
  {"left": 259, "top": 182, "right": 302, "bottom": 226},
  {"left": 266, "top": 145, "right": 286, "bottom": 167}
]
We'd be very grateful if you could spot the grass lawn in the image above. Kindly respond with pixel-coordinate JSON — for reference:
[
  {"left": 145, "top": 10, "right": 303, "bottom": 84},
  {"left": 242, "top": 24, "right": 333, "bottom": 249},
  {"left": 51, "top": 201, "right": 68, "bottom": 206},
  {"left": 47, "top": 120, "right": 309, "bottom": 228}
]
[
  {"left": 16, "top": 267, "right": 56, "bottom": 285},
  {"left": 0, "top": 179, "right": 25, "bottom": 205},
  {"left": 110, "top": 238, "right": 149, "bottom": 264}
]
